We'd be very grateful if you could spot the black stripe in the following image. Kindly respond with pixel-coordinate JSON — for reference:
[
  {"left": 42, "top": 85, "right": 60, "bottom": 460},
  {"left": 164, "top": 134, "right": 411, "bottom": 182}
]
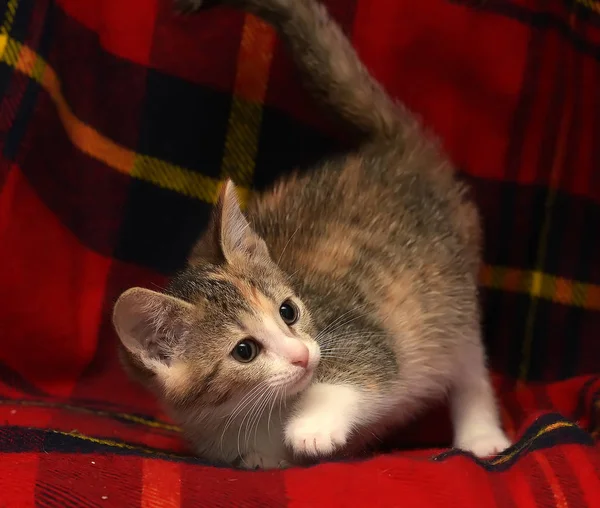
[
  {"left": 451, "top": 0, "right": 600, "bottom": 61},
  {"left": 524, "top": 37, "right": 570, "bottom": 380},
  {"left": 0, "top": 360, "right": 49, "bottom": 397},
  {"left": 563, "top": 0, "right": 600, "bottom": 28},
  {"left": 0, "top": 62, "right": 14, "bottom": 107},
  {"left": 431, "top": 412, "right": 594, "bottom": 471},
  {"left": 503, "top": 26, "right": 544, "bottom": 181},
  {"left": 573, "top": 376, "right": 600, "bottom": 423},
  {"left": 4, "top": 0, "right": 35, "bottom": 42},
  {"left": 0, "top": 425, "right": 223, "bottom": 466},
  {"left": 491, "top": 27, "right": 544, "bottom": 385},
  {"left": 0, "top": 413, "right": 592, "bottom": 471},
  {"left": 2, "top": 0, "right": 54, "bottom": 162},
  {"left": 589, "top": 388, "right": 599, "bottom": 434},
  {"left": 0, "top": 396, "right": 180, "bottom": 434}
]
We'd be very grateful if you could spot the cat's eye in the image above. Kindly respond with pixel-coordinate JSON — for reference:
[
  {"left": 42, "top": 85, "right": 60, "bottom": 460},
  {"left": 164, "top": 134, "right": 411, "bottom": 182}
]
[
  {"left": 279, "top": 300, "right": 299, "bottom": 325},
  {"left": 231, "top": 339, "right": 260, "bottom": 363}
]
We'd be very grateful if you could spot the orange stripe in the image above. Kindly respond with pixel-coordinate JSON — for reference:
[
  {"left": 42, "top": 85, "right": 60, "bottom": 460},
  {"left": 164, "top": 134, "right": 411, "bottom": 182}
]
[
  {"left": 586, "top": 285, "right": 600, "bottom": 310},
  {"left": 480, "top": 264, "right": 600, "bottom": 311},
  {"left": 235, "top": 14, "right": 276, "bottom": 103},
  {"left": 1, "top": 36, "right": 225, "bottom": 203},
  {"left": 534, "top": 452, "right": 569, "bottom": 508},
  {"left": 491, "top": 421, "right": 575, "bottom": 466},
  {"left": 38, "top": 57, "right": 136, "bottom": 175},
  {"left": 220, "top": 15, "right": 276, "bottom": 187},
  {"left": 141, "top": 458, "right": 181, "bottom": 508}
]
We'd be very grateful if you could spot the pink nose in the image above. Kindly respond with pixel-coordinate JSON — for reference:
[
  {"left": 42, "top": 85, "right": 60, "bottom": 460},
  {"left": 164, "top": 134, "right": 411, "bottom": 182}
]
[{"left": 291, "top": 345, "right": 309, "bottom": 369}]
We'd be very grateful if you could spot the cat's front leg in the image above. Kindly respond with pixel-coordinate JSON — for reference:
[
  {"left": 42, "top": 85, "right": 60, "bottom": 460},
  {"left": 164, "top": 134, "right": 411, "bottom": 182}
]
[{"left": 284, "top": 383, "right": 363, "bottom": 457}]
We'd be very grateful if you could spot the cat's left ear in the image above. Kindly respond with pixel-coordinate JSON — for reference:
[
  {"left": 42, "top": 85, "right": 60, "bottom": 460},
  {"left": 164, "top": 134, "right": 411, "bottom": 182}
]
[
  {"left": 190, "top": 179, "right": 270, "bottom": 265},
  {"left": 113, "top": 288, "right": 193, "bottom": 368}
]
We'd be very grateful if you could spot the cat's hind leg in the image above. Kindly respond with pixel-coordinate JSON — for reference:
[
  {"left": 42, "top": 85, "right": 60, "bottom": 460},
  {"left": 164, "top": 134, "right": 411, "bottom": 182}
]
[{"left": 450, "top": 340, "right": 511, "bottom": 457}]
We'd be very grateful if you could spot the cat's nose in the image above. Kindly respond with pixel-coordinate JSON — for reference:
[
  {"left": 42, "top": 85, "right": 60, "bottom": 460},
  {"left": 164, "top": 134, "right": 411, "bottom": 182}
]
[{"left": 291, "top": 345, "right": 309, "bottom": 369}]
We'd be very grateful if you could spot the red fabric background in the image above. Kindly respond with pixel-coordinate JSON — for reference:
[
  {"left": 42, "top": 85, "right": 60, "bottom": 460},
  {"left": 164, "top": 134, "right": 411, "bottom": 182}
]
[{"left": 0, "top": 0, "right": 598, "bottom": 505}]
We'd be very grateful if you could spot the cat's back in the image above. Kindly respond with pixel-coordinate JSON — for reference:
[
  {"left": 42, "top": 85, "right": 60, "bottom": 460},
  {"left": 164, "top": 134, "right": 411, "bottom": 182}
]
[{"left": 249, "top": 137, "right": 480, "bottom": 280}]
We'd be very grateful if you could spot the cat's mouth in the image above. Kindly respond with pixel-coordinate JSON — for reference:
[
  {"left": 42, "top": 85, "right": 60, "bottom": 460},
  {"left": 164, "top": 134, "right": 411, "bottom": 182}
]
[{"left": 284, "top": 368, "right": 314, "bottom": 395}]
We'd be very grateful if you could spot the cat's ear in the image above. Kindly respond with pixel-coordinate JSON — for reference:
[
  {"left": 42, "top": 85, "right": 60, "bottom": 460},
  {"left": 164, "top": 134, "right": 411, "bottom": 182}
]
[
  {"left": 190, "top": 179, "right": 270, "bottom": 265},
  {"left": 113, "top": 288, "right": 193, "bottom": 369}
]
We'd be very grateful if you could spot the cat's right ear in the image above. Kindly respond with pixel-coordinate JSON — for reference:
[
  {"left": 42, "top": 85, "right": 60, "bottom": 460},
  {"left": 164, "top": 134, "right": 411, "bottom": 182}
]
[
  {"left": 189, "top": 179, "right": 270, "bottom": 266},
  {"left": 113, "top": 287, "right": 193, "bottom": 370}
]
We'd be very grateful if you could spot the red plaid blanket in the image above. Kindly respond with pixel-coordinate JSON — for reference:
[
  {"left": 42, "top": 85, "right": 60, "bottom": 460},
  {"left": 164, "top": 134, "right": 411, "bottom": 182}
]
[{"left": 0, "top": 0, "right": 599, "bottom": 505}]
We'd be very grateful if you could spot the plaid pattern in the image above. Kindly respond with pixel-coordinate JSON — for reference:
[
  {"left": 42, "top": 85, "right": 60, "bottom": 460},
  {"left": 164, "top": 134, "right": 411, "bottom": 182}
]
[{"left": 0, "top": 0, "right": 599, "bottom": 505}]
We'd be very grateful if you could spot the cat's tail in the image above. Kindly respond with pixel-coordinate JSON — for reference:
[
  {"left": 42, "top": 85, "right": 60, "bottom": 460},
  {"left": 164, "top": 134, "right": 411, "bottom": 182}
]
[{"left": 177, "top": 0, "right": 406, "bottom": 141}]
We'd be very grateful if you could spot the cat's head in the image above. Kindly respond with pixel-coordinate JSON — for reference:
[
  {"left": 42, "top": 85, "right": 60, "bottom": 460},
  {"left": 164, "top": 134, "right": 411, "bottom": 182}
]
[{"left": 112, "top": 180, "right": 320, "bottom": 412}]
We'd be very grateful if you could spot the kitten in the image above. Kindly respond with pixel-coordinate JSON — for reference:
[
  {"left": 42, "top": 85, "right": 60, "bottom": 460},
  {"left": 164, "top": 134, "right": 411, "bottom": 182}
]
[{"left": 112, "top": 0, "right": 511, "bottom": 469}]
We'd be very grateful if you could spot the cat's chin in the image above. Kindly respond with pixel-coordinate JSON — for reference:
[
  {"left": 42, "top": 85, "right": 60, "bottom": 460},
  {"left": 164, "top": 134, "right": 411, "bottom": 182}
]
[{"left": 283, "top": 369, "right": 314, "bottom": 396}]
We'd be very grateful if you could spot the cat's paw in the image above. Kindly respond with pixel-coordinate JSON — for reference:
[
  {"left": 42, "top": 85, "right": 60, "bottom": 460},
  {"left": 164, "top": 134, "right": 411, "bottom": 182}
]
[
  {"left": 455, "top": 427, "right": 511, "bottom": 458},
  {"left": 241, "top": 452, "right": 290, "bottom": 470},
  {"left": 284, "top": 413, "right": 350, "bottom": 457}
]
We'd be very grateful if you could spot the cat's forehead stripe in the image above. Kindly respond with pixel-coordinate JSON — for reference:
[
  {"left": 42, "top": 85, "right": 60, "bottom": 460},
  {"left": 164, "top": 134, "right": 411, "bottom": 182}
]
[
  {"left": 228, "top": 276, "right": 276, "bottom": 317},
  {"left": 253, "top": 278, "right": 280, "bottom": 301},
  {"left": 202, "top": 271, "right": 279, "bottom": 319}
]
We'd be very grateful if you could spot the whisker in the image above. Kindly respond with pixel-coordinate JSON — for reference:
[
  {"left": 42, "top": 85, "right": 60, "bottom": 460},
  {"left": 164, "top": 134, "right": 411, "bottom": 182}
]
[
  {"left": 314, "top": 304, "right": 369, "bottom": 342},
  {"left": 318, "top": 338, "right": 388, "bottom": 351},
  {"left": 315, "top": 308, "right": 373, "bottom": 343},
  {"left": 278, "top": 388, "right": 284, "bottom": 423},
  {"left": 220, "top": 382, "right": 268, "bottom": 452},
  {"left": 242, "top": 388, "right": 268, "bottom": 443},
  {"left": 221, "top": 390, "right": 260, "bottom": 447},
  {"left": 222, "top": 381, "right": 266, "bottom": 424},
  {"left": 277, "top": 224, "right": 303, "bottom": 266},
  {"left": 319, "top": 355, "right": 352, "bottom": 361},
  {"left": 267, "top": 387, "right": 280, "bottom": 441},
  {"left": 253, "top": 389, "right": 277, "bottom": 449},
  {"left": 285, "top": 268, "right": 302, "bottom": 282},
  {"left": 318, "top": 331, "right": 390, "bottom": 347},
  {"left": 238, "top": 386, "right": 270, "bottom": 461},
  {"left": 246, "top": 388, "right": 273, "bottom": 451}
]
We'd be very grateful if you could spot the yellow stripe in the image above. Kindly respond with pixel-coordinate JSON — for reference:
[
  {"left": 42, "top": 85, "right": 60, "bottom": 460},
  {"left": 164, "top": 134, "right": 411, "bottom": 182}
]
[
  {"left": 0, "top": 398, "right": 181, "bottom": 432},
  {"left": 0, "top": 34, "right": 241, "bottom": 204},
  {"left": 0, "top": 0, "right": 18, "bottom": 35},
  {"left": 519, "top": 50, "right": 577, "bottom": 381},
  {"left": 1, "top": 37, "right": 599, "bottom": 312},
  {"left": 132, "top": 155, "right": 221, "bottom": 203},
  {"left": 480, "top": 265, "right": 600, "bottom": 311},
  {"left": 47, "top": 429, "right": 190, "bottom": 460},
  {"left": 220, "top": 15, "right": 275, "bottom": 188},
  {"left": 221, "top": 97, "right": 265, "bottom": 187},
  {"left": 573, "top": 0, "right": 600, "bottom": 14},
  {"left": 40, "top": 420, "right": 587, "bottom": 465},
  {"left": 520, "top": 195, "right": 556, "bottom": 380},
  {"left": 0, "top": 32, "right": 7, "bottom": 60},
  {"left": 490, "top": 421, "right": 576, "bottom": 465}
]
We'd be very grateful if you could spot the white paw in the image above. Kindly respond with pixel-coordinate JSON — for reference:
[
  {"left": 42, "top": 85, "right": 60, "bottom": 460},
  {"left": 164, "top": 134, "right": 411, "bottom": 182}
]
[
  {"left": 241, "top": 452, "right": 290, "bottom": 470},
  {"left": 455, "top": 427, "right": 511, "bottom": 458},
  {"left": 284, "top": 413, "right": 350, "bottom": 457}
]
